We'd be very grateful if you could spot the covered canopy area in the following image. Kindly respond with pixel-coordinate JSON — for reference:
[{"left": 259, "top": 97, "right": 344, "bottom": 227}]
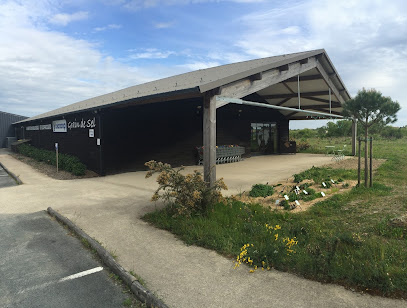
[{"left": 199, "top": 49, "right": 352, "bottom": 186}]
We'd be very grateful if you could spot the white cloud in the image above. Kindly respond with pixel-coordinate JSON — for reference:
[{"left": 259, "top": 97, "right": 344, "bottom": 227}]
[
  {"left": 128, "top": 48, "right": 176, "bottom": 59},
  {"left": 49, "top": 11, "right": 88, "bottom": 26},
  {"left": 93, "top": 24, "right": 122, "bottom": 32},
  {"left": 2, "top": 0, "right": 407, "bottom": 129},
  {"left": 207, "top": 51, "right": 250, "bottom": 63},
  {"left": 153, "top": 21, "right": 174, "bottom": 29},
  {"left": 122, "top": 0, "right": 265, "bottom": 11},
  {"left": 234, "top": 0, "right": 407, "bottom": 126},
  {"left": 0, "top": 1, "right": 152, "bottom": 117}
]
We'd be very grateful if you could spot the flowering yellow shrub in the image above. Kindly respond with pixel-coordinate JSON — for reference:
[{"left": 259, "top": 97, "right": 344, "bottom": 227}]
[
  {"left": 145, "top": 160, "right": 227, "bottom": 216},
  {"left": 234, "top": 224, "right": 298, "bottom": 273}
]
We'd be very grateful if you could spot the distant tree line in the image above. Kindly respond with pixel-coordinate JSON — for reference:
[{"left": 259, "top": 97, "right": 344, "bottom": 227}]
[{"left": 290, "top": 120, "right": 407, "bottom": 140}]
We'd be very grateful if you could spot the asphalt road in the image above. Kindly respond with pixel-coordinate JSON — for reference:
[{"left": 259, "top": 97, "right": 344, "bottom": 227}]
[
  {"left": 0, "top": 211, "right": 135, "bottom": 308},
  {"left": 0, "top": 165, "right": 16, "bottom": 188}
]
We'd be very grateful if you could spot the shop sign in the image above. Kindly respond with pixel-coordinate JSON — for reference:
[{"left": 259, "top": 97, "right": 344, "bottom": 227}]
[
  {"left": 67, "top": 117, "right": 96, "bottom": 130},
  {"left": 53, "top": 119, "right": 67, "bottom": 133},
  {"left": 40, "top": 124, "right": 51, "bottom": 130},
  {"left": 26, "top": 125, "right": 39, "bottom": 131}
]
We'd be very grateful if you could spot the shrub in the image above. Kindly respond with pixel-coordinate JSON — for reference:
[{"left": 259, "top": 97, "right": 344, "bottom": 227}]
[
  {"left": 317, "top": 120, "right": 352, "bottom": 138},
  {"left": 290, "top": 128, "right": 317, "bottom": 139},
  {"left": 280, "top": 200, "right": 290, "bottom": 210},
  {"left": 145, "top": 160, "right": 227, "bottom": 216},
  {"left": 249, "top": 184, "right": 274, "bottom": 197},
  {"left": 380, "top": 126, "right": 403, "bottom": 139},
  {"left": 296, "top": 141, "right": 310, "bottom": 152},
  {"left": 304, "top": 187, "right": 315, "bottom": 195},
  {"left": 321, "top": 180, "right": 332, "bottom": 188},
  {"left": 287, "top": 191, "right": 298, "bottom": 201},
  {"left": 16, "top": 143, "right": 86, "bottom": 176}
]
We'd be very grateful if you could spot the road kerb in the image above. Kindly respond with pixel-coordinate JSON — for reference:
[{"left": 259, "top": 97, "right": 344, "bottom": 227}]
[{"left": 0, "top": 161, "right": 22, "bottom": 185}]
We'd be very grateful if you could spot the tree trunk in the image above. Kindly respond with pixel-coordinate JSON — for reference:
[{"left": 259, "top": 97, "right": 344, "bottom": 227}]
[{"left": 364, "top": 121, "right": 368, "bottom": 187}]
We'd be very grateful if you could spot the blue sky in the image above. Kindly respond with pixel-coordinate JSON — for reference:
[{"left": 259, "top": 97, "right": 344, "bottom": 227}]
[{"left": 1, "top": 0, "right": 406, "bottom": 129}]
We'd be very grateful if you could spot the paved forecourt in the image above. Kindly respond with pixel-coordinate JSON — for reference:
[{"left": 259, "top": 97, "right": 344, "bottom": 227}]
[{"left": 0, "top": 151, "right": 405, "bottom": 308}]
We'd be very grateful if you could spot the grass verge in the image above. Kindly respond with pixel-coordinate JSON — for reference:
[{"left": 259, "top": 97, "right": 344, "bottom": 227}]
[{"left": 143, "top": 138, "right": 407, "bottom": 299}]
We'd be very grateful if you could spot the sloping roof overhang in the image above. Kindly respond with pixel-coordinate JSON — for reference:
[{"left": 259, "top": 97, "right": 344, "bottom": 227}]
[{"left": 16, "top": 49, "right": 350, "bottom": 124}]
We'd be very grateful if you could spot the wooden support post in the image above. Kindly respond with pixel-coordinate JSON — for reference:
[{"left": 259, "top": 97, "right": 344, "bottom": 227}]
[
  {"left": 203, "top": 94, "right": 217, "bottom": 186},
  {"left": 358, "top": 137, "right": 361, "bottom": 186},
  {"left": 370, "top": 137, "right": 373, "bottom": 187},
  {"left": 351, "top": 119, "right": 357, "bottom": 156}
]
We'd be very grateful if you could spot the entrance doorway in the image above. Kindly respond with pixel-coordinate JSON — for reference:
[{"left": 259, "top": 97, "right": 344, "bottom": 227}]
[{"left": 250, "top": 122, "right": 277, "bottom": 154}]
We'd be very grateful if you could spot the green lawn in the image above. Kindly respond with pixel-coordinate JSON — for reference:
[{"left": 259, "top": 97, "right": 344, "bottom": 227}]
[{"left": 143, "top": 137, "right": 407, "bottom": 298}]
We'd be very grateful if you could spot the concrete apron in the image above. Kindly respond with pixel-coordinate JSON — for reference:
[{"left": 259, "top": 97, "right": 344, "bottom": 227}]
[{"left": 0, "top": 152, "right": 404, "bottom": 308}]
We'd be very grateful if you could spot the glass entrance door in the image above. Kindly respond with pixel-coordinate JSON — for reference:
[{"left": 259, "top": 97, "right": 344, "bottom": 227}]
[{"left": 250, "top": 122, "right": 277, "bottom": 154}]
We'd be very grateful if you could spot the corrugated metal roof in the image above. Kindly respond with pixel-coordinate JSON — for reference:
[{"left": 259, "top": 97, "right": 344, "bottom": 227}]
[{"left": 18, "top": 49, "right": 348, "bottom": 123}]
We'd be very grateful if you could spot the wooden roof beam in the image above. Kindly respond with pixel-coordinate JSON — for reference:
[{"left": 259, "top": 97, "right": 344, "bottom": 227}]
[
  {"left": 301, "top": 108, "right": 342, "bottom": 115},
  {"left": 305, "top": 96, "right": 340, "bottom": 106},
  {"left": 285, "top": 111, "right": 300, "bottom": 118},
  {"left": 276, "top": 98, "right": 291, "bottom": 106},
  {"left": 216, "top": 57, "right": 318, "bottom": 108},
  {"left": 284, "top": 74, "right": 322, "bottom": 82},
  {"left": 300, "top": 58, "right": 309, "bottom": 65},
  {"left": 283, "top": 105, "right": 342, "bottom": 115},
  {"left": 282, "top": 82, "right": 295, "bottom": 94},
  {"left": 316, "top": 61, "right": 345, "bottom": 104},
  {"left": 282, "top": 103, "right": 341, "bottom": 110},
  {"left": 289, "top": 112, "right": 341, "bottom": 119},
  {"left": 278, "top": 64, "right": 289, "bottom": 72},
  {"left": 250, "top": 72, "right": 263, "bottom": 81},
  {"left": 263, "top": 91, "right": 330, "bottom": 99}
]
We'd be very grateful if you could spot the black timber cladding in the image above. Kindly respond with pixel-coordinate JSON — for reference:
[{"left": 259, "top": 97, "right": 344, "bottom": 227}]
[
  {"left": 0, "top": 111, "right": 27, "bottom": 148},
  {"left": 17, "top": 111, "right": 101, "bottom": 172},
  {"left": 102, "top": 98, "right": 289, "bottom": 173},
  {"left": 16, "top": 97, "right": 290, "bottom": 174}
]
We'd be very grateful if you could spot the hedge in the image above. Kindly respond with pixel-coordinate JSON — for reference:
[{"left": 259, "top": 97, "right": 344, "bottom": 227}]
[{"left": 16, "top": 143, "right": 86, "bottom": 176}]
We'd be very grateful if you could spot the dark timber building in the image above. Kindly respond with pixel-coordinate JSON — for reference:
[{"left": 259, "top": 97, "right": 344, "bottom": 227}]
[{"left": 14, "top": 49, "right": 352, "bottom": 183}]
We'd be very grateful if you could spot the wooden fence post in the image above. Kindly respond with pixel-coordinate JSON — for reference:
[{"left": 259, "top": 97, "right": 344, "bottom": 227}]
[
  {"left": 370, "top": 137, "right": 373, "bottom": 187},
  {"left": 358, "top": 137, "right": 361, "bottom": 186}
]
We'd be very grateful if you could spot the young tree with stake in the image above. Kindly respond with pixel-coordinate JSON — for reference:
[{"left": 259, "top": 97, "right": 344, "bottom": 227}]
[{"left": 342, "top": 88, "right": 400, "bottom": 187}]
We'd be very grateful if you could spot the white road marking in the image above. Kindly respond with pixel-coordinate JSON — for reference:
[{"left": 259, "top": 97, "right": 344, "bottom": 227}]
[
  {"left": 59, "top": 267, "right": 103, "bottom": 282},
  {"left": 17, "top": 266, "right": 104, "bottom": 294}
]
